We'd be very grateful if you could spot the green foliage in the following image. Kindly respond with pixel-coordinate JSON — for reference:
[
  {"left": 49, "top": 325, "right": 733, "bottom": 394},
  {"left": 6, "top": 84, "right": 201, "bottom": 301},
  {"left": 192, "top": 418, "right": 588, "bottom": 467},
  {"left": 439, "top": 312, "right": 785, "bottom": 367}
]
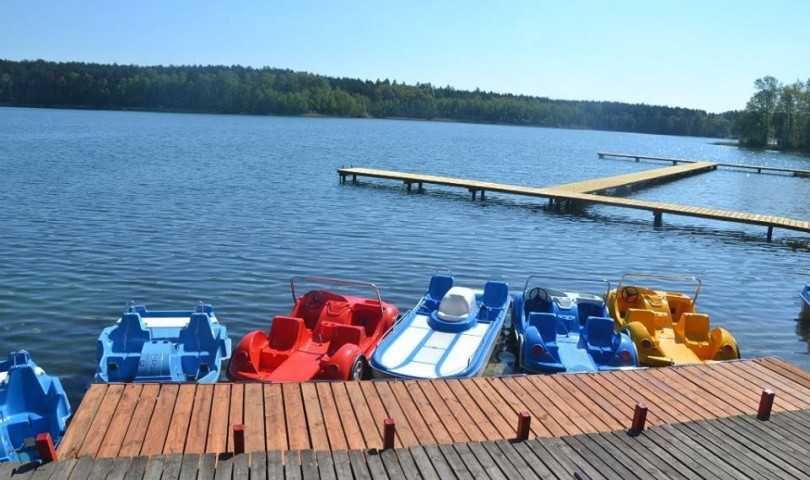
[
  {"left": 738, "top": 76, "right": 810, "bottom": 151},
  {"left": 0, "top": 59, "right": 734, "bottom": 137}
]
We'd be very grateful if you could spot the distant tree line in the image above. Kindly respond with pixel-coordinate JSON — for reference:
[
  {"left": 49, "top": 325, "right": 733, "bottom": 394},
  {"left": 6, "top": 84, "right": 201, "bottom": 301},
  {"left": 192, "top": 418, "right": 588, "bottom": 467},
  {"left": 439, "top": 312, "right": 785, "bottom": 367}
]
[
  {"left": 0, "top": 59, "right": 736, "bottom": 138},
  {"left": 737, "top": 76, "right": 810, "bottom": 152}
]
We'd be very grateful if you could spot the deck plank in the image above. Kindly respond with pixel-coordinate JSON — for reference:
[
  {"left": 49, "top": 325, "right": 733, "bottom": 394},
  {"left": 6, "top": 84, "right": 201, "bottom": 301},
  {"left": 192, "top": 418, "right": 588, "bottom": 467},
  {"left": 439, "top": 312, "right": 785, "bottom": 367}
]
[
  {"left": 301, "top": 382, "right": 329, "bottom": 451},
  {"left": 265, "top": 383, "right": 288, "bottom": 451},
  {"left": 205, "top": 383, "right": 231, "bottom": 454},
  {"left": 97, "top": 384, "right": 143, "bottom": 458},
  {"left": 119, "top": 384, "right": 160, "bottom": 457},
  {"left": 184, "top": 384, "right": 214, "bottom": 454},
  {"left": 56, "top": 384, "right": 108, "bottom": 458},
  {"left": 77, "top": 384, "right": 125, "bottom": 457},
  {"left": 284, "top": 383, "right": 311, "bottom": 450},
  {"left": 330, "top": 383, "right": 366, "bottom": 450},
  {"left": 141, "top": 384, "right": 180, "bottom": 456},
  {"left": 227, "top": 383, "right": 244, "bottom": 453},
  {"left": 163, "top": 384, "right": 197, "bottom": 454},
  {"left": 243, "top": 383, "right": 266, "bottom": 453}
]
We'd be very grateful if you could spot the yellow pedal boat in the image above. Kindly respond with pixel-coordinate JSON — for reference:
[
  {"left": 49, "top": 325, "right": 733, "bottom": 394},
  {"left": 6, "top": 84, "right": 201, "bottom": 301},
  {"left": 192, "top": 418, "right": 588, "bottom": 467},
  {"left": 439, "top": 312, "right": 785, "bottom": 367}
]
[{"left": 607, "top": 273, "right": 739, "bottom": 366}]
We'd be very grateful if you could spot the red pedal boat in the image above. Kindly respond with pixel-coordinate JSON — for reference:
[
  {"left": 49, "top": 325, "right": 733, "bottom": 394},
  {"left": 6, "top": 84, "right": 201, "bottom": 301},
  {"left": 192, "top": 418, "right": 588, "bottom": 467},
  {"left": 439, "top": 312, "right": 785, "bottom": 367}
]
[{"left": 228, "top": 277, "right": 399, "bottom": 382}]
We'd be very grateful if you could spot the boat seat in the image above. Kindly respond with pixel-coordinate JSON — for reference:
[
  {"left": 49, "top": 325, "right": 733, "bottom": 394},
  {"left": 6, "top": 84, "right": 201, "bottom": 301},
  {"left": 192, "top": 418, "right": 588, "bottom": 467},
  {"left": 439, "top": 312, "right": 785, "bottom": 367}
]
[
  {"left": 682, "top": 313, "right": 711, "bottom": 352},
  {"left": 583, "top": 316, "right": 617, "bottom": 359},
  {"left": 425, "top": 275, "right": 454, "bottom": 310},
  {"left": 479, "top": 281, "right": 508, "bottom": 320},
  {"left": 109, "top": 312, "right": 150, "bottom": 354},
  {"left": 352, "top": 304, "right": 381, "bottom": 336},
  {"left": 327, "top": 324, "right": 364, "bottom": 355},
  {"left": 178, "top": 313, "right": 218, "bottom": 377},
  {"left": 528, "top": 312, "right": 558, "bottom": 346},
  {"left": 577, "top": 300, "right": 605, "bottom": 326},
  {"left": 626, "top": 308, "right": 658, "bottom": 337},
  {"left": 268, "top": 316, "right": 304, "bottom": 351}
]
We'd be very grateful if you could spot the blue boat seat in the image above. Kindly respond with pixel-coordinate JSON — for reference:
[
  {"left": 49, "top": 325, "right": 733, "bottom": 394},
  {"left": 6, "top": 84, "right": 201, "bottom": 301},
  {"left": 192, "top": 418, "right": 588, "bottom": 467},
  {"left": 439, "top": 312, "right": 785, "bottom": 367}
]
[
  {"left": 422, "top": 275, "right": 454, "bottom": 313},
  {"left": 178, "top": 312, "right": 219, "bottom": 378},
  {"left": 577, "top": 300, "right": 605, "bottom": 326},
  {"left": 529, "top": 312, "right": 558, "bottom": 347},
  {"left": 105, "top": 312, "right": 150, "bottom": 375},
  {"left": 583, "top": 316, "right": 617, "bottom": 361}
]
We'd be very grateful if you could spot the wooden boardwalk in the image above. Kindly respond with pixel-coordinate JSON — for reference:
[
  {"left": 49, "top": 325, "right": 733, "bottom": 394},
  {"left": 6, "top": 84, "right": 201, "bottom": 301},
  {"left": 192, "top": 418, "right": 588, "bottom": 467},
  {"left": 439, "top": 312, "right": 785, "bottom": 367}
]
[
  {"left": 337, "top": 166, "right": 810, "bottom": 240},
  {"left": 6, "top": 408, "right": 810, "bottom": 479},
  {"left": 55, "top": 358, "right": 810, "bottom": 460},
  {"left": 550, "top": 161, "right": 716, "bottom": 194},
  {"left": 598, "top": 151, "right": 810, "bottom": 177}
]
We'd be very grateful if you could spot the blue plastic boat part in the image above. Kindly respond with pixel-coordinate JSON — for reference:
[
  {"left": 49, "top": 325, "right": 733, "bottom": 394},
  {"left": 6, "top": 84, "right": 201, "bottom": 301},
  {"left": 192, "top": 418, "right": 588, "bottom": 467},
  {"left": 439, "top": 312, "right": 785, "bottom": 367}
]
[
  {"left": 95, "top": 303, "right": 232, "bottom": 383},
  {"left": 802, "top": 285, "right": 810, "bottom": 321},
  {"left": 511, "top": 278, "right": 638, "bottom": 374},
  {"left": 370, "top": 275, "right": 510, "bottom": 379},
  {"left": 0, "top": 351, "right": 71, "bottom": 463}
]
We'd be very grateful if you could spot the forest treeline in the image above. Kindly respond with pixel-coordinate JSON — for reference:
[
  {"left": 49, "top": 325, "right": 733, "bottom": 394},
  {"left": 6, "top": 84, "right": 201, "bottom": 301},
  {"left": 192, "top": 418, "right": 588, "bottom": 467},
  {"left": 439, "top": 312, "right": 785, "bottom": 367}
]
[
  {"left": 0, "top": 59, "right": 736, "bottom": 138},
  {"left": 737, "top": 76, "right": 810, "bottom": 152}
]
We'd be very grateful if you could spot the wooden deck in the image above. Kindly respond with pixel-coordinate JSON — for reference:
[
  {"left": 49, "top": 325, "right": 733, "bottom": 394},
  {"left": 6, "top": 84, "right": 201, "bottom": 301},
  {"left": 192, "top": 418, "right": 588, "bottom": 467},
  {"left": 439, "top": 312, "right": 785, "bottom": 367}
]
[
  {"left": 598, "top": 151, "right": 810, "bottom": 177},
  {"left": 550, "top": 161, "right": 716, "bottom": 193},
  {"left": 55, "top": 358, "right": 810, "bottom": 460},
  {"left": 6, "top": 408, "right": 810, "bottom": 479},
  {"left": 337, "top": 166, "right": 810, "bottom": 240}
]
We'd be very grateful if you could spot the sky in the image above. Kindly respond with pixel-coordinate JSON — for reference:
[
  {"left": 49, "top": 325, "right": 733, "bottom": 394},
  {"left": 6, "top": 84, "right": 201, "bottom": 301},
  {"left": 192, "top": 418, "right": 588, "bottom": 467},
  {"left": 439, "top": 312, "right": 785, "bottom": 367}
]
[{"left": 1, "top": 0, "right": 808, "bottom": 113}]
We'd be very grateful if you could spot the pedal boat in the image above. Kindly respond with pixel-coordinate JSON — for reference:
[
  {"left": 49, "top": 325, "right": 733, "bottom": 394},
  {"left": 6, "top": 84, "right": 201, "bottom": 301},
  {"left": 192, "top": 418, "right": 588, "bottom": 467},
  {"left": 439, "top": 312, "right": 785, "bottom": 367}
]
[
  {"left": 1, "top": 351, "right": 71, "bottom": 463},
  {"left": 370, "top": 275, "right": 510, "bottom": 379},
  {"left": 228, "top": 277, "right": 399, "bottom": 382},
  {"left": 607, "top": 273, "right": 740, "bottom": 366},
  {"left": 801, "top": 285, "right": 810, "bottom": 321},
  {"left": 95, "top": 303, "right": 231, "bottom": 383},
  {"left": 511, "top": 277, "right": 637, "bottom": 374}
]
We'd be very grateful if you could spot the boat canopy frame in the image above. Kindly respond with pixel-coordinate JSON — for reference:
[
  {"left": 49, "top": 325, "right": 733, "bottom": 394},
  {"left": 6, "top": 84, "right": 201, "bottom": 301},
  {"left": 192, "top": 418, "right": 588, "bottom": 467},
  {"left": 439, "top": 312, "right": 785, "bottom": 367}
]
[
  {"left": 290, "top": 276, "right": 385, "bottom": 317},
  {"left": 522, "top": 275, "right": 612, "bottom": 301},
  {"left": 616, "top": 272, "right": 702, "bottom": 306}
]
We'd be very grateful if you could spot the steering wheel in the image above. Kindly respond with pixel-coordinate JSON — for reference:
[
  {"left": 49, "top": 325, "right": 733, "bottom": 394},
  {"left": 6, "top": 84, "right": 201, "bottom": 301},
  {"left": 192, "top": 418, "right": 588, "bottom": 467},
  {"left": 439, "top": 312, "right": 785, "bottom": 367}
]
[
  {"left": 620, "top": 286, "right": 640, "bottom": 304},
  {"left": 525, "top": 287, "right": 550, "bottom": 311},
  {"left": 305, "top": 291, "right": 325, "bottom": 310}
]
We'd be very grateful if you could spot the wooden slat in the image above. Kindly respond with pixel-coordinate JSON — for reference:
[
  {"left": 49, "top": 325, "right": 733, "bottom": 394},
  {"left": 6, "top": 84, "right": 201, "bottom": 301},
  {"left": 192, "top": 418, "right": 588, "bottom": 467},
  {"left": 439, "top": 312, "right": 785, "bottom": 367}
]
[
  {"left": 316, "top": 382, "right": 347, "bottom": 451},
  {"left": 330, "top": 383, "right": 365, "bottom": 450},
  {"left": 77, "top": 384, "right": 125, "bottom": 458},
  {"left": 97, "top": 384, "right": 143, "bottom": 458},
  {"left": 301, "top": 383, "right": 328, "bottom": 450},
  {"left": 163, "top": 384, "right": 197, "bottom": 454},
  {"left": 118, "top": 384, "right": 160, "bottom": 457},
  {"left": 264, "top": 384, "right": 288, "bottom": 451},
  {"left": 57, "top": 384, "right": 108, "bottom": 458},
  {"left": 243, "top": 383, "right": 266, "bottom": 453},
  {"left": 184, "top": 385, "right": 214, "bottom": 454},
  {"left": 141, "top": 384, "right": 180, "bottom": 456},
  {"left": 226, "top": 383, "right": 244, "bottom": 453},
  {"left": 283, "top": 383, "right": 310, "bottom": 450},
  {"left": 204, "top": 383, "right": 231, "bottom": 454}
]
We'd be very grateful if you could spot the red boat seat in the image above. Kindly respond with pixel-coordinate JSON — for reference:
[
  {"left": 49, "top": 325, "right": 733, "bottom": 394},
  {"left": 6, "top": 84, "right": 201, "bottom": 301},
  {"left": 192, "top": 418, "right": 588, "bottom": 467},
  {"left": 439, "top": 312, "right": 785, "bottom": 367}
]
[
  {"left": 268, "top": 316, "right": 304, "bottom": 351},
  {"left": 328, "top": 324, "right": 363, "bottom": 355},
  {"left": 351, "top": 304, "right": 382, "bottom": 336}
]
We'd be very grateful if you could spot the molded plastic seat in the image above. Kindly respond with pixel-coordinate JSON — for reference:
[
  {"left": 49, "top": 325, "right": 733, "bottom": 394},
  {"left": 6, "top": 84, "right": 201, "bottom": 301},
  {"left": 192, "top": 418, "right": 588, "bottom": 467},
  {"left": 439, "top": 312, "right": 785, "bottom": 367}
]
[
  {"left": 178, "top": 313, "right": 219, "bottom": 376},
  {"left": 109, "top": 313, "right": 150, "bottom": 353},
  {"left": 682, "top": 313, "right": 711, "bottom": 344},
  {"left": 584, "top": 316, "right": 616, "bottom": 356},
  {"left": 426, "top": 275, "right": 454, "bottom": 307},
  {"left": 483, "top": 281, "right": 509, "bottom": 308},
  {"left": 528, "top": 312, "right": 558, "bottom": 347},
  {"left": 577, "top": 300, "right": 605, "bottom": 326},
  {"left": 268, "top": 316, "right": 304, "bottom": 351},
  {"left": 626, "top": 308, "right": 658, "bottom": 337},
  {"left": 328, "top": 324, "right": 364, "bottom": 355}
]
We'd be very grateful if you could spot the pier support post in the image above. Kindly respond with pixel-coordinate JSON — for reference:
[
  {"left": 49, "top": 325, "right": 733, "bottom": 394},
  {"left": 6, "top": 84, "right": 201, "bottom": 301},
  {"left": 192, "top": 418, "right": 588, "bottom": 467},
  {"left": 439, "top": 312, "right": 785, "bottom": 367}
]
[
  {"left": 35, "top": 433, "right": 58, "bottom": 463},
  {"left": 470, "top": 189, "right": 477, "bottom": 201},
  {"left": 383, "top": 418, "right": 396, "bottom": 450},
  {"left": 405, "top": 181, "right": 412, "bottom": 192},
  {"left": 767, "top": 226, "right": 774, "bottom": 242},
  {"left": 480, "top": 190, "right": 486, "bottom": 201},
  {"left": 629, "top": 403, "right": 648, "bottom": 436},
  {"left": 418, "top": 182, "right": 424, "bottom": 193},
  {"left": 653, "top": 211, "right": 663, "bottom": 227},
  {"left": 757, "top": 389, "right": 775, "bottom": 420},
  {"left": 339, "top": 174, "right": 346, "bottom": 184},
  {"left": 233, "top": 424, "right": 245, "bottom": 454},
  {"left": 352, "top": 174, "right": 357, "bottom": 184},
  {"left": 516, "top": 411, "right": 531, "bottom": 441}
]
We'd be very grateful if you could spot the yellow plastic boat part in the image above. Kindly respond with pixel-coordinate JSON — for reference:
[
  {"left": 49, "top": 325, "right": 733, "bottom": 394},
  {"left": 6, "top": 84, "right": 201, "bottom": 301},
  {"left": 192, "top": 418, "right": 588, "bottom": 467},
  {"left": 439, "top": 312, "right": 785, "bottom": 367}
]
[{"left": 607, "top": 274, "right": 739, "bottom": 366}]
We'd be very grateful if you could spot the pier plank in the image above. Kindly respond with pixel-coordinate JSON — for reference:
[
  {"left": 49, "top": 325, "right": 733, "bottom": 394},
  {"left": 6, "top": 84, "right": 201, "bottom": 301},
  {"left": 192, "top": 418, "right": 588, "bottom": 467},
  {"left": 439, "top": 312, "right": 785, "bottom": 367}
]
[
  {"left": 56, "top": 384, "right": 108, "bottom": 458},
  {"left": 184, "top": 385, "right": 214, "bottom": 454},
  {"left": 141, "top": 384, "right": 180, "bottom": 456},
  {"left": 119, "top": 384, "right": 160, "bottom": 457},
  {"left": 243, "top": 383, "right": 266, "bottom": 452},
  {"left": 163, "top": 384, "right": 197, "bottom": 454},
  {"left": 97, "top": 384, "right": 143, "bottom": 458},
  {"left": 265, "top": 383, "right": 288, "bottom": 451},
  {"left": 205, "top": 383, "right": 231, "bottom": 454},
  {"left": 78, "top": 384, "right": 125, "bottom": 457}
]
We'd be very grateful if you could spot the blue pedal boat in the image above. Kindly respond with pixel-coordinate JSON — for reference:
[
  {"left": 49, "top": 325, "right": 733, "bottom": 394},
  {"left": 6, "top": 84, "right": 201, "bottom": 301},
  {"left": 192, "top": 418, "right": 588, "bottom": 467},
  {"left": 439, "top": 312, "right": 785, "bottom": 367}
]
[
  {"left": 0, "top": 351, "right": 71, "bottom": 463},
  {"left": 511, "top": 277, "right": 637, "bottom": 374},
  {"left": 370, "top": 275, "right": 510, "bottom": 379},
  {"left": 802, "top": 285, "right": 810, "bottom": 321},
  {"left": 96, "top": 303, "right": 232, "bottom": 383}
]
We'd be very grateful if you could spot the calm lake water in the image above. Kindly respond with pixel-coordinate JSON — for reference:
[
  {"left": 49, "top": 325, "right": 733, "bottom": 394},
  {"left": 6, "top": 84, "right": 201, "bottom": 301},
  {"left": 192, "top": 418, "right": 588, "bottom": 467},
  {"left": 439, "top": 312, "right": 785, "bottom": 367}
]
[{"left": 1, "top": 106, "right": 809, "bottom": 406}]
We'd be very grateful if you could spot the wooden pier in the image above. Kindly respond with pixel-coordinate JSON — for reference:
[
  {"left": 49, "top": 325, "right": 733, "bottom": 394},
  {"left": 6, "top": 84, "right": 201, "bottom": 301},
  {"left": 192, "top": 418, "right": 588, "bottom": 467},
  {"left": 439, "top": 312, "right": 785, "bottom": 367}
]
[
  {"left": 598, "top": 151, "right": 810, "bottom": 177},
  {"left": 54, "top": 358, "right": 810, "bottom": 460},
  {"left": 4, "top": 408, "right": 809, "bottom": 479},
  {"left": 337, "top": 166, "right": 810, "bottom": 240}
]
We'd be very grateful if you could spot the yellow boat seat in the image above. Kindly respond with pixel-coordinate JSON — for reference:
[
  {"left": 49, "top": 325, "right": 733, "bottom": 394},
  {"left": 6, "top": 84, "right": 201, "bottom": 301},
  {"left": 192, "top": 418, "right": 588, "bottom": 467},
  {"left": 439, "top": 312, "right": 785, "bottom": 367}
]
[
  {"left": 626, "top": 308, "right": 658, "bottom": 337},
  {"left": 681, "top": 313, "right": 713, "bottom": 358}
]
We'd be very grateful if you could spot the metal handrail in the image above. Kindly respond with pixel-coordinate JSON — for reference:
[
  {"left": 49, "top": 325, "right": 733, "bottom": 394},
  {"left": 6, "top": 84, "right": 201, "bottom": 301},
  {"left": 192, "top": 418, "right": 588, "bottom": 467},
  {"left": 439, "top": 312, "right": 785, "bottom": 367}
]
[
  {"left": 616, "top": 272, "right": 702, "bottom": 306},
  {"left": 289, "top": 276, "right": 385, "bottom": 315}
]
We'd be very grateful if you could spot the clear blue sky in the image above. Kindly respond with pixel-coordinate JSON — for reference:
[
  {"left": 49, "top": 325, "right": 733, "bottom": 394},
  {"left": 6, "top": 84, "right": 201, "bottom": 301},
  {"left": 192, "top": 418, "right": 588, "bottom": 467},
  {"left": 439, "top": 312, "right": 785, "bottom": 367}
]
[{"left": 2, "top": 0, "right": 808, "bottom": 112}]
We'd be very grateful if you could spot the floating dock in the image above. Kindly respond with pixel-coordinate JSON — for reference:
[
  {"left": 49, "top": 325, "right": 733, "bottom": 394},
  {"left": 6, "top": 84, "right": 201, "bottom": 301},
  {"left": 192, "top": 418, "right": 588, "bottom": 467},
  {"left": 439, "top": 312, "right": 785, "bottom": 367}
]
[
  {"left": 598, "top": 151, "right": 810, "bottom": 177},
  {"left": 337, "top": 165, "right": 810, "bottom": 240},
  {"left": 4, "top": 408, "right": 808, "bottom": 479},
  {"left": 53, "top": 358, "right": 810, "bottom": 459}
]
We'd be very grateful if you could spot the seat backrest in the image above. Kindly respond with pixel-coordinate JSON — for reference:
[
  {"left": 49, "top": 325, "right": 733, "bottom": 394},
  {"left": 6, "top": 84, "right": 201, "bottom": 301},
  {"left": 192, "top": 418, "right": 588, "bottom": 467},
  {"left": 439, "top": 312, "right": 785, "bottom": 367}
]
[
  {"left": 110, "top": 312, "right": 150, "bottom": 352},
  {"left": 179, "top": 313, "right": 217, "bottom": 354},
  {"left": 328, "top": 324, "right": 364, "bottom": 355},
  {"left": 577, "top": 300, "right": 605, "bottom": 326},
  {"left": 352, "top": 304, "right": 381, "bottom": 336},
  {"left": 269, "top": 316, "right": 303, "bottom": 351},
  {"left": 584, "top": 316, "right": 615, "bottom": 349},
  {"left": 625, "top": 308, "right": 658, "bottom": 336},
  {"left": 428, "top": 275, "right": 453, "bottom": 302},
  {"left": 528, "top": 312, "right": 558, "bottom": 344},
  {"left": 682, "top": 313, "right": 710, "bottom": 342},
  {"left": 483, "top": 281, "right": 509, "bottom": 309}
]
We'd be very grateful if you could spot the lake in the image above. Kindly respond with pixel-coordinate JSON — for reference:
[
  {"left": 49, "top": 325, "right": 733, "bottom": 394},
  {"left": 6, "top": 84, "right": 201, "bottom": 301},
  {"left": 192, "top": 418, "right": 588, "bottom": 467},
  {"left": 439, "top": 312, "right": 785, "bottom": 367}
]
[{"left": 1, "top": 106, "right": 809, "bottom": 406}]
